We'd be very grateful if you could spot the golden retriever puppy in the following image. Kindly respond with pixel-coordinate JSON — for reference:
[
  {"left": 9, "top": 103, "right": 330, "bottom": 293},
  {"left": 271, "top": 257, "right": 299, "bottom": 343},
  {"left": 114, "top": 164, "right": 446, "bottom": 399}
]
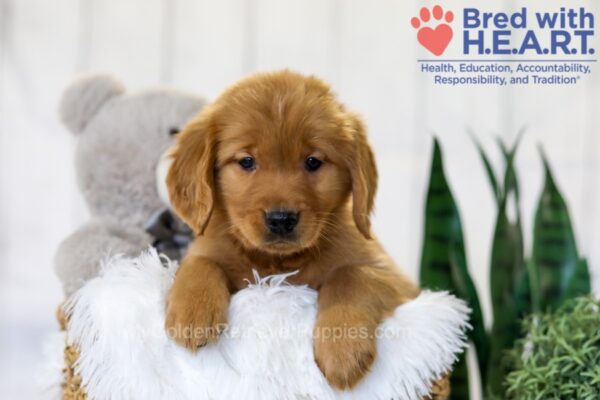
[{"left": 165, "top": 70, "right": 419, "bottom": 390}]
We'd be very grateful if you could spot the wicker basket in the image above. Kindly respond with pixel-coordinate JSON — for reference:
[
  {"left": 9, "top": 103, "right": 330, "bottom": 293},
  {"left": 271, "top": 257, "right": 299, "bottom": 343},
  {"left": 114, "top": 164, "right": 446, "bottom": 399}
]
[{"left": 57, "top": 306, "right": 86, "bottom": 400}]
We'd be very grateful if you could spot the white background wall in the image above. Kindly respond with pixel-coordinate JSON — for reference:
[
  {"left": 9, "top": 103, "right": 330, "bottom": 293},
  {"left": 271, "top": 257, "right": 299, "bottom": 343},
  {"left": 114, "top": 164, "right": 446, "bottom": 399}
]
[{"left": 0, "top": 0, "right": 598, "bottom": 398}]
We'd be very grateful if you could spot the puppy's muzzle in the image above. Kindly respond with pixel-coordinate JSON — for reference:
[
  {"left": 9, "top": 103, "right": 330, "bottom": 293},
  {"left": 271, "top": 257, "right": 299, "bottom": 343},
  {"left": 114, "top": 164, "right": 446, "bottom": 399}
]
[{"left": 265, "top": 209, "right": 299, "bottom": 235}]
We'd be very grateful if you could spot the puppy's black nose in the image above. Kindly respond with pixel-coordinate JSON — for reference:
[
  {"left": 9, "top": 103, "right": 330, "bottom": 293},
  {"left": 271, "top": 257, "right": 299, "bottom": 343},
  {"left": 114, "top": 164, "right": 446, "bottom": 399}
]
[{"left": 265, "top": 210, "right": 299, "bottom": 235}]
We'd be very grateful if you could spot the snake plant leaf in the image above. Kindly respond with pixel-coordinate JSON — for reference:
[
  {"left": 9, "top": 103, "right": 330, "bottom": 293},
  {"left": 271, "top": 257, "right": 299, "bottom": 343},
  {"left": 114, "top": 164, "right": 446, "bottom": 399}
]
[
  {"left": 514, "top": 262, "right": 534, "bottom": 315},
  {"left": 524, "top": 259, "right": 541, "bottom": 314},
  {"left": 500, "top": 137, "right": 529, "bottom": 318},
  {"left": 420, "top": 138, "right": 488, "bottom": 397},
  {"left": 532, "top": 147, "right": 588, "bottom": 311},
  {"left": 499, "top": 131, "right": 524, "bottom": 209},
  {"left": 562, "top": 258, "right": 591, "bottom": 302},
  {"left": 450, "top": 353, "right": 470, "bottom": 399},
  {"left": 487, "top": 213, "right": 524, "bottom": 395},
  {"left": 472, "top": 135, "right": 500, "bottom": 204},
  {"left": 448, "top": 242, "right": 489, "bottom": 373},
  {"left": 473, "top": 136, "right": 528, "bottom": 396}
]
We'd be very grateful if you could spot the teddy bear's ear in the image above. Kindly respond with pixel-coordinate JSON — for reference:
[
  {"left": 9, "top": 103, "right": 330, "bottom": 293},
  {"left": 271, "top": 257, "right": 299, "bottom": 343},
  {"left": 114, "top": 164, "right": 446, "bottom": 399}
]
[{"left": 59, "top": 73, "right": 125, "bottom": 134}]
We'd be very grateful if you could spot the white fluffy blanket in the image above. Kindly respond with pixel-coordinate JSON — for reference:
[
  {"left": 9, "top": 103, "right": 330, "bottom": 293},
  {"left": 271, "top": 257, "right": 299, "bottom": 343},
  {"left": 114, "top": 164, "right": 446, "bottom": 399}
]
[{"left": 46, "top": 249, "right": 470, "bottom": 400}]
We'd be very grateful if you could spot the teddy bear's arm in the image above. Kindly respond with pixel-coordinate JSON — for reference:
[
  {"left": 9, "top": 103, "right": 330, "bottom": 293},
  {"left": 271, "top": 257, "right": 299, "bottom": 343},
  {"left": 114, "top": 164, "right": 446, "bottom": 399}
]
[{"left": 54, "top": 219, "right": 152, "bottom": 296}]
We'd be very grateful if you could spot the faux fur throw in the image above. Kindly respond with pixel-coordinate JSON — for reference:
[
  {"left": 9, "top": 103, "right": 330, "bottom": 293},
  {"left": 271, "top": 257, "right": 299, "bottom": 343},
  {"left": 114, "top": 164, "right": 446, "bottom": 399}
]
[{"left": 50, "top": 249, "right": 470, "bottom": 400}]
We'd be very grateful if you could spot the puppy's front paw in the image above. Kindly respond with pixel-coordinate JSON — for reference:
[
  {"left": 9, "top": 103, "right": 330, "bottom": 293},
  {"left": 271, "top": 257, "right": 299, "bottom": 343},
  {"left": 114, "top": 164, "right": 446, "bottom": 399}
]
[
  {"left": 314, "top": 310, "right": 377, "bottom": 390},
  {"left": 165, "top": 285, "right": 229, "bottom": 351}
]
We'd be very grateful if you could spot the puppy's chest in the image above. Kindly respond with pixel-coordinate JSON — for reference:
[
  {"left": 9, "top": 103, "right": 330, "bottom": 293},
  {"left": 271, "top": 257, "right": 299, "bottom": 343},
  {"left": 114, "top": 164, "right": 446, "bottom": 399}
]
[{"left": 226, "top": 258, "right": 323, "bottom": 291}]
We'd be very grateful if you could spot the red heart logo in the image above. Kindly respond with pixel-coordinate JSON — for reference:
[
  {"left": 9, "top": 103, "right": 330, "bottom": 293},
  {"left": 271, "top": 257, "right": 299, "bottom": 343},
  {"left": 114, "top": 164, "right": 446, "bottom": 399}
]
[{"left": 417, "top": 24, "right": 453, "bottom": 56}]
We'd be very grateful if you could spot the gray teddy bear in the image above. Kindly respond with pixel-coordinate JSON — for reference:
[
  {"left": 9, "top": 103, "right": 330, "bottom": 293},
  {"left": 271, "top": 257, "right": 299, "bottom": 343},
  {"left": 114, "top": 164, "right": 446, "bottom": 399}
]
[{"left": 55, "top": 74, "right": 205, "bottom": 296}]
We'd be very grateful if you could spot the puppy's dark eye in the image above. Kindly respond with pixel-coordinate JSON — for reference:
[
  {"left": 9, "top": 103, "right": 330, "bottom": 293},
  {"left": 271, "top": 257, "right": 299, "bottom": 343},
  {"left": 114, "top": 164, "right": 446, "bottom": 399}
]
[
  {"left": 305, "top": 156, "right": 322, "bottom": 172},
  {"left": 238, "top": 156, "right": 256, "bottom": 171},
  {"left": 168, "top": 127, "right": 180, "bottom": 136}
]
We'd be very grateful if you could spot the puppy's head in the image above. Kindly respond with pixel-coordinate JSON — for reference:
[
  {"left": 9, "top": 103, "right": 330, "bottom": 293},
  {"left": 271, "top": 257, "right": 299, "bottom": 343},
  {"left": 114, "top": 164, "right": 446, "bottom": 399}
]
[{"left": 168, "top": 70, "right": 377, "bottom": 255}]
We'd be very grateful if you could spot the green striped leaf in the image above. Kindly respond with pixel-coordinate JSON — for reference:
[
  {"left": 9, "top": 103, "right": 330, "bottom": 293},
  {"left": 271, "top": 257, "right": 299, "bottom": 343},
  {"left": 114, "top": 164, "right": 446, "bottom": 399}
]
[
  {"left": 420, "top": 138, "right": 488, "bottom": 397},
  {"left": 563, "top": 259, "right": 591, "bottom": 302},
  {"left": 531, "top": 148, "right": 589, "bottom": 311},
  {"left": 450, "top": 353, "right": 470, "bottom": 399},
  {"left": 472, "top": 134, "right": 500, "bottom": 204},
  {"left": 473, "top": 136, "right": 528, "bottom": 397}
]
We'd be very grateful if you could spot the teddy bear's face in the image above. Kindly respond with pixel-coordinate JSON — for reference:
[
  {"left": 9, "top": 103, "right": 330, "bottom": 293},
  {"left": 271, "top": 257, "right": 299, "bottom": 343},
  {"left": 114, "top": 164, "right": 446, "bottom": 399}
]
[{"left": 74, "top": 90, "right": 205, "bottom": 227}]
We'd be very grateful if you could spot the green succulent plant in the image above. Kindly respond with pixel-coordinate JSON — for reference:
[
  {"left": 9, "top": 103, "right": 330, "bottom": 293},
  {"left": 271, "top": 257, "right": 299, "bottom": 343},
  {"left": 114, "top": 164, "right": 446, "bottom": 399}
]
[{"left": 505, "top": 296, "right": 600, "bottom": 400}]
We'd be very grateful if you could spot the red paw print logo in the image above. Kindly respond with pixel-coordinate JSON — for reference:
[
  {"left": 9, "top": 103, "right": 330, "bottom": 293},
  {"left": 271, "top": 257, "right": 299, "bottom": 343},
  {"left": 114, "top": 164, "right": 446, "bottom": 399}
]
[{"left": 411, "top": 5, "right": 454, "bottom": 56}]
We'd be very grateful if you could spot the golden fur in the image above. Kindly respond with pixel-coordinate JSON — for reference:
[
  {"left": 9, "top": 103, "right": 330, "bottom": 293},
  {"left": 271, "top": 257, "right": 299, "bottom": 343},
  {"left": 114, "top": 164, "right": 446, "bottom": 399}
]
[{"left": 165, "top": 70, "right": 419, "bottom": 390}]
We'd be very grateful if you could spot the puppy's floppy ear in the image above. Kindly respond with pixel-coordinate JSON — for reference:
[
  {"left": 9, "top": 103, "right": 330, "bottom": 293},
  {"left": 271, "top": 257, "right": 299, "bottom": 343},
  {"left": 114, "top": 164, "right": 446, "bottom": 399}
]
[
  {"left": 167, "top": 107, "right": 217, "bottom": 235},
  {"left": 345, "top": 113, "right": 378, "bottom": 239}
]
